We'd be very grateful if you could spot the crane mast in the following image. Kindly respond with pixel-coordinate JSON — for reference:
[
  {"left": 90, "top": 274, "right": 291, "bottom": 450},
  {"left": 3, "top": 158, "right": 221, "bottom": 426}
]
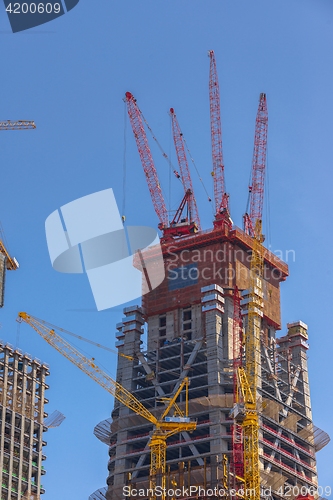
[
  {"left": 208, "top": 50, "right": 230, "bottom": 226},
  {"left": 125, "top": 92, "right": 169, "bottom": 230},
  {"left": 169, "top": 108, "right": 201, "bottom": 231}
]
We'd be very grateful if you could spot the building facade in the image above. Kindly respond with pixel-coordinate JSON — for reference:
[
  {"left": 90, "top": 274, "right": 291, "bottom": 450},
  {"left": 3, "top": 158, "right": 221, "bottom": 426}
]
[
  {"left": 95, "top": 224, "right": 327, "bottom": 499},
  {"left": 0, "top": 342, "right": 49, "bottom": 499}
]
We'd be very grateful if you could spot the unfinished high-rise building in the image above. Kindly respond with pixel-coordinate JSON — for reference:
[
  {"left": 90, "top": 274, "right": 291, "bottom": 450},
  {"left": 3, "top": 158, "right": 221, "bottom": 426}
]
[
  {"left": 92, "top": 223, "right": 329, "bottom": 500},
  {"left": 0, "top": 341, "right": 49, "bottom": 500}
]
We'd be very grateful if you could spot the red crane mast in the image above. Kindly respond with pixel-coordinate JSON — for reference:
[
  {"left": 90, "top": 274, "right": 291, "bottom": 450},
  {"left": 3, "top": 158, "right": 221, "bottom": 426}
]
[
  {"left": 125, "top": 92, "right": 168, "bottom": 230},
  {"left": 169, "top": 108, "right": 201, "bottom": 231},
  {"left": 244, "top": 93, "right": 268, "bottom": 238},
  {"left": 208, "top": 50, "right": 230, "bottom": 225}
]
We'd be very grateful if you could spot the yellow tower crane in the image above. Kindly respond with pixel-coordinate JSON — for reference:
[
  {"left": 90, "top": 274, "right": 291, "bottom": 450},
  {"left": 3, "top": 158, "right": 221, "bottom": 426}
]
[{"left": 17, "top": 312, "right": 196, "bottom": 497}]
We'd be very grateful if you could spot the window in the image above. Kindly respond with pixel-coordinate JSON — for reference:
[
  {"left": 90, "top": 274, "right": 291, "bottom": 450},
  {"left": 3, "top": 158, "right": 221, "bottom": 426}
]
[
  {"left": 182, "top": 308, "right": 192, "bottom": 339},
  {"left": 159, "top": 315, "right": 166, "bottom": 338},
  {"left": 183, "top": 310, "right": 191, "bottom": 322}
]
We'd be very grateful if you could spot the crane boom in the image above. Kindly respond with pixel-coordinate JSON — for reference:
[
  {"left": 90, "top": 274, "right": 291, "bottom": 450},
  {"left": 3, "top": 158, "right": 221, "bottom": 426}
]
[
  {"left": 125, "top": 92, "right": 168, "bottom": 230},
  {"left": 208, "top": 50, "right": 229, "bottom": 219},
  {"left": 244, "top": 93, "right": 268, "bottom": 237},
  {"left": 18, "top": 312, "right": 157, "bottom": 425},
  {"left": 169, "top": 108, "right": 201, "bottom": 230},
  {"left": 0, "top": 120, "right": 36, "bottom": 130}
]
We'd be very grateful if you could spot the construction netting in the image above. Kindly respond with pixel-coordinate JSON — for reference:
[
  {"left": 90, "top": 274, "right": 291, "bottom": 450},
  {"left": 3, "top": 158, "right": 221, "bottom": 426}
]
[
  {"left": 313, "top": 425, "right": 330, "bottom": 452},
  {"left": 88, "top": 487, "right": 107, "bottom": 500},
  {"left": 94, "top": 418, "right": 112, "bottom": 445}
]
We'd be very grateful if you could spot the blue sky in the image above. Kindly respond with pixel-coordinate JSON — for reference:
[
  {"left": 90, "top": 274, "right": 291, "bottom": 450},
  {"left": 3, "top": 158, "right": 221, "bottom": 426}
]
[{"left": 0, "top": 0, "right": 332, "bottom": 497}]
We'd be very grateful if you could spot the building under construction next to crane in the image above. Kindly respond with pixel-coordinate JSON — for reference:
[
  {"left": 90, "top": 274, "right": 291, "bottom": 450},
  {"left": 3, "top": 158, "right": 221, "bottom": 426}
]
[
  {"left": 0, "top": 342, "right": 49, "bottom": 499},
  {"left": 90, "top": 51, "right": 331, "bottom": 500}
]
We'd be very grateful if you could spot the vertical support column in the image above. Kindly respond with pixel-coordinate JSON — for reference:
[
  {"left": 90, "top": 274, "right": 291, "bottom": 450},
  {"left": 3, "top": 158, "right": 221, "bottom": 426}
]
[
  {"left": 222, "top": 295, "right": 234, "bottom": 362},
  {"left": 7, "top": 349, "right": 14, "bottom": 496},
  {"left": 201, "top": 285, "right": 226, "bottom": 487},
  {"left": 0, "top": 347, "right": 8, "bottom": 493},
  {"left": 0, "top": 405, "right": 4, "bottom": 491},
  {"left": 240, "top": 284, "right": 263, "bottom": 392}
]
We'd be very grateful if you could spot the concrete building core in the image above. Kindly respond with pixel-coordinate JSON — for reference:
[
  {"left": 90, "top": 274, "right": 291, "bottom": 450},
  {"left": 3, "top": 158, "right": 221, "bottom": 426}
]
[
  {"left": 0, "top": 342, "right": 49, "bottom": 499},
  {"left": 93, "top": 224, "right": 328, "bottom": 499}
]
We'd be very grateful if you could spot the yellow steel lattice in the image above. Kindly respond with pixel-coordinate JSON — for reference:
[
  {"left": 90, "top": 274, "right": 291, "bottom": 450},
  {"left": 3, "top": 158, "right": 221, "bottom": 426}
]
[{"left": 243, "top": 219, "right": 264, "bottom": 499}]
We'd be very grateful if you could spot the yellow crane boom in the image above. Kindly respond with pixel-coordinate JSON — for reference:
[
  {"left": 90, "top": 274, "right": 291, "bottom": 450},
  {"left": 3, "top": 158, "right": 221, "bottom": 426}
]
[
  {"left": 17, "top": 313, "right": 196, "bottom": 496},
  {"left": 0, "top": 240, "right": 19, "bottom": 270}
]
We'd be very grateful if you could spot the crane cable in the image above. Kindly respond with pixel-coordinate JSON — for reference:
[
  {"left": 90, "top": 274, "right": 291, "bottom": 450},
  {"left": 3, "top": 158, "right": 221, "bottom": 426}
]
[
  {"left": 182, "top": 133, "right": 213, "bottom": 206},
  {"left": 265, "top": 143, "right": 272, "bottom": 250},
  {"left": 19, "top": 316, "right": 130, "bottom": 384},
  {"left": 0, "top": 221, "right": 9, "bottom": 249},
  {"left": 22, "top": 315, "right": 134, "bottom": 361}
]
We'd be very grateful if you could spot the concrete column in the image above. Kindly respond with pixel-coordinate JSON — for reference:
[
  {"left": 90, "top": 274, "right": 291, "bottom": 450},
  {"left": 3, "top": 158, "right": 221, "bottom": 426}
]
[{"left": 287, "top": 321, "right": 312, "bottom": 420}]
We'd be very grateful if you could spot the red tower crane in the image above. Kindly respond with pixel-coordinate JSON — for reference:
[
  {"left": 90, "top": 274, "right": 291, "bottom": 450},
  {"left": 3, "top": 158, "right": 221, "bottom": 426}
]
[
  {"left": 125, "top": 92, "right": 168, "bottom": 231},
  {"left": 243, "top": 93, "right": 268, "bottom": 238},
  {"left": 208, "top": 50, "right": 231, "bottom": 228},
  {"left": 169, "top": 107, "right": 201, "bottom": 231},
  {"left": 125, "top": 92, "right": 200, "bottom": 239}
]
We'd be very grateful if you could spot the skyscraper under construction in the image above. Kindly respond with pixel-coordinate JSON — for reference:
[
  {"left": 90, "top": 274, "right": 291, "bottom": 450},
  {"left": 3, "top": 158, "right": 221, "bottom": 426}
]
[
  {"left": 92, "top": 222, "right": 329, "bottom": 500},
  {"left": 91, "top": 53, "right": 330, "bottom": 500}
]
